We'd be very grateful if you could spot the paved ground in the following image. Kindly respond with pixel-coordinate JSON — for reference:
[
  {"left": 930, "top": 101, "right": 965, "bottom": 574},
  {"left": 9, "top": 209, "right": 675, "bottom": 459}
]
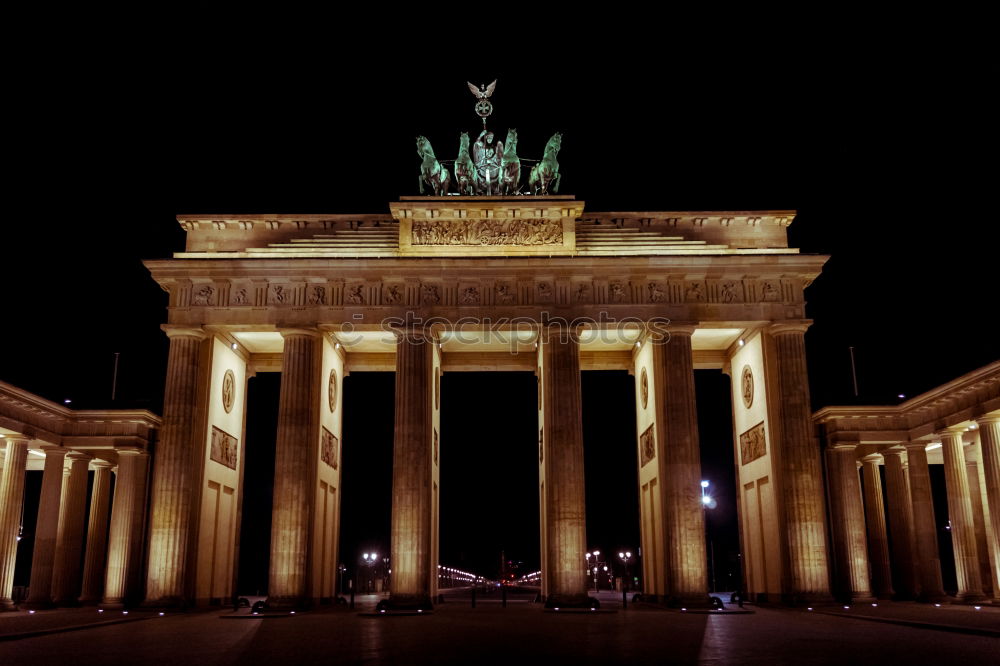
[{"left": 0, "top": 594, "right": 996, "bottom": 665}]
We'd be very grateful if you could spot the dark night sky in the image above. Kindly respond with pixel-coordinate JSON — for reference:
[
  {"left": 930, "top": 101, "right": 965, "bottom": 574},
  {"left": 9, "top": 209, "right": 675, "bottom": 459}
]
[{"left": 4, "top": 35, "right": 996, "bottom": 590}]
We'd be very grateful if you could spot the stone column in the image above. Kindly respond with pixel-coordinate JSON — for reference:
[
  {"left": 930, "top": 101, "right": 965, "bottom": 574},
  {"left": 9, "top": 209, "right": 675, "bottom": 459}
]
[
  {"left": 965, "top": 442, "right": 994, "bottom": 597},
  {"left": 767, "top": 322, "right": 830, "bottom": 601},
  {"left": 883, "top": 448, "right": 918, "bottom": 599},
  {"left": 939, "top": 429, "right": 985, "bottom": 601},
  {"left": 52, "top": 452, "right": 91, "bottom": 605},
  {"left": 268, "top": 329, "right": 321, "bottom": 609},
  {"left": 389, "top": 329, "right": 435, "bottom": 610},
  {"left": 145, "top": 326, "right": 206, "bottom": 607},
  {"left": 653, "top": 327, "right": 708, "bottom": 605},
  {"left": 537, "top": 326, "right": 589, "bottom": 608},
  {"left": 79, "top": 461, "right": 113, "bottom": 604},
  {"left": 103, "top": 449, "right": 150, "bottom": 609},
  {"left": 825, "top": 446, "right": 873, "bottom": 601},
  {"left": 25, "top": 447, "right": 68, "bottom": 608},
  {"left": 0, "top": 438, "right": 29, "bottom": 610},
  {"left": 861, "top": 455, "right": 894, "bottom": 599},
  {"left": 977, "top": 415, "right": 1000, "bottom": 598},
  {"left": 904, "top": 443, "right": 945, "bottom": 601}
]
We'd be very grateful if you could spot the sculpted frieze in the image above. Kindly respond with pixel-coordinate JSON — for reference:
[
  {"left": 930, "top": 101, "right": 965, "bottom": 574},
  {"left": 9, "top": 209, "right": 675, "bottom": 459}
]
[
  {"left": 383, "top": 284, "right": 403, "bottom": 305},
  {"left": 192, "top": 285, "right": 215, "bottom": 306},
  {"left": 308, "top": 285, "right": 327, "bottom": 305},
  {"left": 412, "top": 218, "right": 563, "bottom": 246},
  {"left": 460, "top": 286, "right": 481, "bottom": 305},
  {"left": 640, "top": 423, "right": 655, "bottom": 468},
  {"left": 740, "top": 422, "right": 766, "bottom": 465}
]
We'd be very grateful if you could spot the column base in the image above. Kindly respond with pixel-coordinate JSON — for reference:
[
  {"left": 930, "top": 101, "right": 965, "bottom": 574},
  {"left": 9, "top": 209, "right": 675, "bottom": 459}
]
[
  {"left": 915, "top": 591, "right": 949, "bottom": 604},
  {"left": 665, "top": 595, "right": 714, "bottom": 609},
  {"left": 22, "top": 599, "right": 55, "bottom": 611},
  {"left": 544, "top": 593, "right": 595, "bottom": 609},
  {"left": 955, "top": 592, "right": 988, "bottom": 604},
  {"left": 99, "top": 601, "right": 126, "bottom": 611},
  {"left": 0, "top": 599, "right": 17, "bottom": 612},
  {"left": 140, "top": 595, "right": 190, "bottom": 610},
  {"left": 782, "top": 592, "right": 834, "bottom": 606},
  {"left": 384, "top": 594, "right": 433, "bottom": 612},
  {"left": 265, "top": 595, "right": 312, "bottom": 611}
]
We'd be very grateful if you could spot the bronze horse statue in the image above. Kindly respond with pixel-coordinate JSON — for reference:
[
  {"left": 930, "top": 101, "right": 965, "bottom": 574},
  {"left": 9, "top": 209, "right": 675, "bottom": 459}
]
[
  {"left": 454, "top": 132, "right": 477, "bottom": 196},
  {"left": 500, "top": 128, "right": 521, "bottom": 195},
  {"left": 417, "top": 135, "right": 450, "bottom": 196},
  {"left": 529, "top": 132, "right": 562, "bottom": 195}
]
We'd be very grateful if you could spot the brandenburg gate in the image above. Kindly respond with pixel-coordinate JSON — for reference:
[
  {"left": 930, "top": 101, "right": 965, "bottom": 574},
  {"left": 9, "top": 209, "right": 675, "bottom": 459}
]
[{"left": 135, "top": 196, "right": 831, "bottom": 609}]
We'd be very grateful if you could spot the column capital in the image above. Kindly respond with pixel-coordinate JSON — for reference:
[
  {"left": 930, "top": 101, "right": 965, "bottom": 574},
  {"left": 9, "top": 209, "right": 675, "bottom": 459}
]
[
  {"left": 975, "top": 414, "right": 1000, "bottom": 426},
  {"left": 767, "top": 319, "right": 814, "bottom": 336},
  {"left": 39, "top": 444, "right": 68, "bottom": 457},
  {"left": 936, "top": 426, "right": 966, "bottom": 440},
  {"left": 903, "top": 441, "right": 930, "bottom": 452},
  {"left": 89, "top": 459, "right": 115, "bottom": 470},
  {"left": 161, "top": 325, "right": 207, "bottom": 340},
  {"left": 278, "top": 327, "right": 322, "bottom": 339},
  {"left": 662, "top": 322, "right": 699, "bottom": 338},
  {"left": 0, "top": 436, "right": 31, "bottom": 446},
  {"left": 114, "top": 446, "right": 147, "bottom": 458},
  {"left": 861, "top": 453, "right": 883, "bottom": 465},
  {"left": 66, "top": 451, "right": 92, "bottom": 463},
  {"left": 882, "top": 446, "right": 907, "bottom": 459},
  {"left": 827, "top": 443, "right": 858, "bottom": 452}
]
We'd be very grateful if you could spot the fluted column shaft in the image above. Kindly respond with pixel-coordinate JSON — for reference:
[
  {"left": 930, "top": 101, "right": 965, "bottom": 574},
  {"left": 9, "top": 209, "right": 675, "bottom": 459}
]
[
  {"left": 269, "top": 330, "right": 321, "bottom": 609},
  {"left": 538, "top": 327, "right": 588, "bottom": 607},
  {"left": 145, "top": 328, "right": 206, "bottom": 607},
  {"left": 653, "top": 329, "right": 708, "bottom": 604},
  {"left": 883, "top": 449, "right": 918, "bottom": 598},
  {"left": 389, "top": 329, "right": 435, "bottom": 609},
  {"left": 79, "top": 462, "right": 113, "bottom": 604},
  {"left": 904, "top": 443, "right": 945, "bottom": 601},
  {"left": 861, "top": 455, "right": 894, "bottom": 598},
  {"left": 965, "top": 448, "right": 994, "bottom": 597},
  {"left": 0, "top": 438, "right": 29, "bottom": 609},
  {"left": 977, "top": 416, "right": 1000, "bottom": 599},
  {"left": 825, "top": 446, "right": 873, "bottom": 601},
  {"left": 768, "top": 323, "right": 830, "bottom": 601},
  {"left": 52, "top": 453, "right": 91, "bottom": 605},
  {"left": 940, "top": 429, "right": 985, "bottom": 601},
  {"left": 26, "top": 448, "right": 67, "bottom": 608},
  {"left": 103, "top": 450, "right": 149, "bottom": 609}
]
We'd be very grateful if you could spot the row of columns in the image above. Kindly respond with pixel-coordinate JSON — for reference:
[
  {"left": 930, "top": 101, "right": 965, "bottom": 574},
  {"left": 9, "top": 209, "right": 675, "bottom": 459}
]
[
  {"left": 827, "top": 416, "right": 1000, "bottom": 603},
  {"left": 0, "top": 437, "right": 149, "bottom": 610}
]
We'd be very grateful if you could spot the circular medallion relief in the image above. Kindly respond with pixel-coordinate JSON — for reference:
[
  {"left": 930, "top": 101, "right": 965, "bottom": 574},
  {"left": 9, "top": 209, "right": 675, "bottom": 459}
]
[
  {"left": 328, "top": 369, "right": 338, "bottom": 413},
  {"left": 741, "top": 365, "right": 754, "bottom": 409},
  {"left": 221, "top": 369, "right": 236, "bottom": 414},
  {"left": 640, "top": 367, "right": 649, "bottom": 409}
]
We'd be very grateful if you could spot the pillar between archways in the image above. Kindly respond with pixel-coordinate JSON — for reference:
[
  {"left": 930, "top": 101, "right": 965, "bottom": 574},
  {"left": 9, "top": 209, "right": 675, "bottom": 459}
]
[
  {"left": 766, "top": 322, "right": 831, "bottom": 602},
  {"left": 388, "top": 328, "right": 436, "bottom": 610},
  {"left": 144, "top": 326, "right": 207, "bottom": 608},
  {"left": 0, "top": 437, "right": 30, "bottom": 610},
  {"left": 939, "top": 428, "right": 985, "bottom": 602},
  {"left": 79, "top": 461, "right": 113, "bottom": 605},
  {"left": 268, "top": 328, "right": 322, "bottom": 610},
  {"left": 903, "top": 442, "right": 945, "bottom": 602},
  {"left": 883, "top": 448, "right": 918, "bottom": 599},
  {"left": 25, "top": 446, "right": 67, "bottom": 609},
  {"left": 976, "top": 415, "right": 1000, "bottom": 601},
  {"left": 52, "top": 452, "right": 92, "bottom": 606},
  {"left": 825, "top": 445, "right": 873, "bottom": 602},
  {"left": 861, "top": 454, "right": 894, "bottom": 599},
  {"left": 538, "top": 323, "right": 589, "bottom": 608},
  {"left": 102, "top": 449, "right": 150, "bottom": 610}
]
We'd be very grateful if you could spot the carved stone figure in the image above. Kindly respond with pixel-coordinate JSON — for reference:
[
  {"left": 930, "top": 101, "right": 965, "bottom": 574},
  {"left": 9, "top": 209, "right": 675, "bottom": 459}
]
[
  {"left": 346, "top": 285, "right": 365, "bottom": 305},
  {"left": 461, "top": 287, "right": 480, "bottom": 304},
  {"left": 411, "top": 219, "right": 561, "bottom": 246},
  {"left": 309, "top": 286, "right": 326, "bottom": 305},
  {"left": 761, "top": 280, "right": 780, "bottom": 302},
  {"left": 685, "top": 282, "right": 705, "bottom": 302},
  {"left": 271, "top": 285, "right": 286, "bottom": 304},
  {"left": 640, "top": 424, "right": 655, "bottom": 467},
  {"left": 454, "top": 132, "right": 478, "bottom": 196},
  {"left": 609, "top": 282, "right": 626, "bottom": 303},
  {"left": 537, "top": 281, "right": 552, "bottom": 300},
  {"left": 232, "top": 288, "right": 248, "bottom": 305},
  {"left": 575, "top": 283, "right": 591, "bottom": 302},
  {"left": 721, "top": 281, "right": 739, "bottom": 303},
  {"left": 500, "top": 128, "right": 521, "bottom": 195},
  {"left": 647, "top": 282, "right": 664, "bottom": 303},
  {"left": 384, "top": 284, "right": 402, "bottom": 304},
  {"left": 417, "top": 135, "right": 450, "bottom": 196},
  {"left": 529, "top": 132, "right": 562, "bottom": 195},
  {"left": 421, "top": 284, "right": 440, "bottom": 304},
  {"left": 473, "top": 129, "right": 504, "bottom": 194},
  {"left": 741, "top": 365, "right": 754, "bottom": 408},
  {"left": 221, "top": 370, "right": 235, "bottom": 414},
  {"left": 193, "top": 285, "right": 214, "bottom": 306},
  {"left": 496, "top": 283, "right": 516, "bottom": 304}
]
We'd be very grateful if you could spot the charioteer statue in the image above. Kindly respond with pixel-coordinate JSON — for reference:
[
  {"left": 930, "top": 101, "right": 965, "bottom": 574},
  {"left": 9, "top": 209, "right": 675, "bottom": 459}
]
[{"left": 416, "top": 80, "right": 562, "bottom": 197}]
